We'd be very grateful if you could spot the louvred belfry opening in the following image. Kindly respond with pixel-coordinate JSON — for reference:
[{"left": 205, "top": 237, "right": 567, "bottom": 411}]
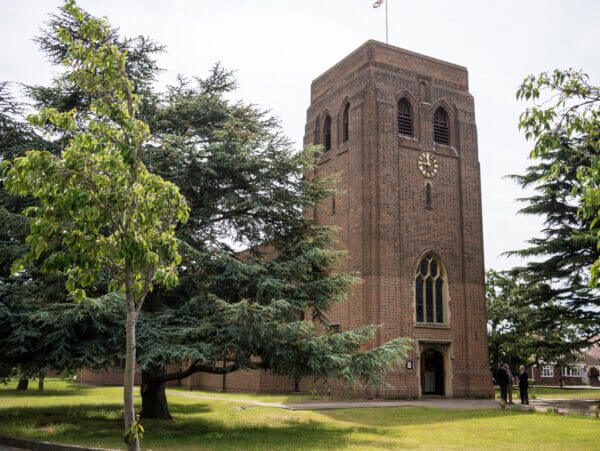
[
  {"left": 433, "top": 108, "right": 449, "bottom": 145},
  {"left": 397, "top": 98, "right": 413, "bottom": 137}
]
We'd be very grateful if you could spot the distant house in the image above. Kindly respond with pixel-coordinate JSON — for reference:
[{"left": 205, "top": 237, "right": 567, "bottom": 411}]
[
  {"left": 527, "top": 344, "right": 600, "bottom": 387},
  {"left": 583, "top": 344, "right": 600, "bottom": 386}
]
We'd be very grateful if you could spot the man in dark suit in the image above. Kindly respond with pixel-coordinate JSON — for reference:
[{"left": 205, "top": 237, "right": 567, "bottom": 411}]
[
  {"left": 518, "top": 365, "right": 529, "bottom": 405},
  {"left": 497, "top": 363, "right": 508, "bottom": 402}
]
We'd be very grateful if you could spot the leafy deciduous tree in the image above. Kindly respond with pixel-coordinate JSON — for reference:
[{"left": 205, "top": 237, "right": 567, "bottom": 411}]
[{"left": 2, "top": 2, "right": 189, "bottom": 449}]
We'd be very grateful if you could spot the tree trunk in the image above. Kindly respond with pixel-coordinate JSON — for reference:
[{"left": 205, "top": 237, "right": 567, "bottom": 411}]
[
  {"left": 140, "top": 370, "right": 172, "bottom": 420},
  {"left": 16, "top": 377, "right": 28, "bottom": 391},
  {"left": 38, "top": 371, "right": 46, "bottom": 392},
  {"left": 124, "top": 299, "right": 139, "bottom": 451}
]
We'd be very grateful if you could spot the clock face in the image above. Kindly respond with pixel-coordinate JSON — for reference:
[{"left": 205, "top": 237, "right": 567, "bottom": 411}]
[{"left": 417, "top": 152, "right": 439, "bottom": 178}]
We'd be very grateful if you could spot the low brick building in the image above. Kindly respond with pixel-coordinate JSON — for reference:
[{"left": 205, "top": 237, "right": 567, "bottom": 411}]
[
  {"left": 528, "top": 344, "right": 600, "bottom": 387},
  {"left": 79, "top": 40, "right": 493, "bottom": 398}
]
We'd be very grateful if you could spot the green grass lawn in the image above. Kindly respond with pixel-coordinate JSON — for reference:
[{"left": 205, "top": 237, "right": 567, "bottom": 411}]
[
  {"left": 495, "top": 386, "right": 600, "bottom": 400},
  {"left": 1, "top": 379, "right": 599, "bottom": 450}
]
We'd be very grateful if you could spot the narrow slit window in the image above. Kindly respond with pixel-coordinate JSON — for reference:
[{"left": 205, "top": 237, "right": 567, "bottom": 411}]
[
  {"left": 426, "top": 184, "right": 432, "bottom": 209},
  {"left": 433, "top": 108, "right": 449, "bottom": 145},
  {"left": 332, "top": 196, "right": 336, "bottom": 214},
  {"left": 323, "top": 115, "right": 332, "bottom": 152},
  {"left": 342, "top": 103, "right": 350, "bottom": 143},
  {"left": 397, "top": 98, "right": 413, "bottom": 137}
]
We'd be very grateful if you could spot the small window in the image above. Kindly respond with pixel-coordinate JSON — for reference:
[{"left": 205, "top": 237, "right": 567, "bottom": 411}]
[
  {"left": 541, "top": 366, "right": 554, "bottom": 377},
  {"left": 323, "top": 115, "right": 332, "bottom": 152},
  {"left": 433, "top": 108, "right": 449, "bottom": 145},
  {"left": 397, "top": 98, "right": 413, "bottom": 137},
  {"left": 425, "top": 183, "right": 432, "bottom": 209},
  {"left": 332, "top": 196, "right": 336, "bottom": 214},
  {"left": 342, "top": 103, "right": 350, "bottom": 143},
  {"left": 329, "top": 324, "right": 340, "bottom": 333},
  {"left": 562, "top": 366, "right": 582, "bottom": 377}
]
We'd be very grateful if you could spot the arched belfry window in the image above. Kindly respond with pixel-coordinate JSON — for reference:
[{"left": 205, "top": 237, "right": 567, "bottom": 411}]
[
  {"left": 433, "top": 108, "right": 449, "bottom": 145},
  {"left": 342, "top": 103, "right": 350, "bottom": 143},
  {"left": 323, "top": 115, "right": 332, "bottom": 152},
  {"left": 397, "top": 98, "right": 413, "bottom": 137},
  {"left": 415, "top": 253, "right": 446, "bottom": 324}
]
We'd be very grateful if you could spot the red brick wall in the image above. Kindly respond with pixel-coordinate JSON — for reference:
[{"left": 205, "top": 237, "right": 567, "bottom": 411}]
[{"left": 77, "top": 368, "right": 142, "bottom": 386}]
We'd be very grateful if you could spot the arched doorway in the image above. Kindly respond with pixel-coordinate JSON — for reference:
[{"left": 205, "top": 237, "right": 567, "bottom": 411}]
[{"left": 421, "top": 349, "right": 445, "bottom": 395}]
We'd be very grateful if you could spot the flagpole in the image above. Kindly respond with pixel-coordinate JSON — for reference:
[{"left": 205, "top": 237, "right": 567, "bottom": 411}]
[{"left": 385, "top": 0, "right": 388, "bottom": 44}]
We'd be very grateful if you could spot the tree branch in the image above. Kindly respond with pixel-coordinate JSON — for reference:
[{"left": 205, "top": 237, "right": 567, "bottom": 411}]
[{"left": 152, "top": 361, "right": 239, "bottom": 384}]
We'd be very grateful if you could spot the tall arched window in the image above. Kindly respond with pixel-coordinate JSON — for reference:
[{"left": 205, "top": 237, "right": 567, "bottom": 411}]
[
  {"left": 342, "top": 103, "right": 350, "bottom": 143},
  {"left": 415, "top": 253, "right": 446, "bottom": 324},
  {"left": 323, "top": 115, "right": 332, "bottom": 152},
  {"left": 397, "top": 98, "right": 413, "bottom": 137},
  {"left": 433, "top": 107, "right": 449, "bottom": 145}
]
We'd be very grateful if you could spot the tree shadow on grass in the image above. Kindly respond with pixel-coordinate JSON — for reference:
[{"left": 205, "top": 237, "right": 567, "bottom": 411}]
[
  {"left": 0, "top": 379, "right": 95, "bottom": 398},
  {"left": 0, "top": 402, "right": 401, "bottom": 450}
]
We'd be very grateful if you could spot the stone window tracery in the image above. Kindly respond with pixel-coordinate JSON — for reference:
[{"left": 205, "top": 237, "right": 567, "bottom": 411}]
[{"left": 415, "top": 253, "right": 446, "bottom": 324}]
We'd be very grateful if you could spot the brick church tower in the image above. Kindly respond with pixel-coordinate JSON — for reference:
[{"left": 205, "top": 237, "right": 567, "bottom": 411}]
[
  {"left": 78, "top": 40, "right": 493, "bottom": 398},
  {"left": 305, "top": 40, "right": 492, "bottom": 398}
]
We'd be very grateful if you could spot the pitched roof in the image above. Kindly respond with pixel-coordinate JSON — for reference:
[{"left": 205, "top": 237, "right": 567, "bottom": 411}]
[{"left": 584, "top": 344, "right": 600, "bottom": 366}]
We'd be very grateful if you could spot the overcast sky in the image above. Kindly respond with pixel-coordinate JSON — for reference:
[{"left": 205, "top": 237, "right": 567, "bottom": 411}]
[{"left": 1, "top": 0, "right": 599, "bottom": 271}]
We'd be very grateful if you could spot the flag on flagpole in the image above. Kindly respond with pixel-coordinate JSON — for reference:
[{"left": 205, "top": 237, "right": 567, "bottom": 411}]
[{"left": 372, "top": 0, "right": 388, "bottom": 43}]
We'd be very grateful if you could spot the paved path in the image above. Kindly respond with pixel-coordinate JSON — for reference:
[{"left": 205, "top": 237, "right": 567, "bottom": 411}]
[
  {"left": 167, "top": 390, "right": 599, "bottom": 415},
  {"left": 166, "top": 391, "right": 503, "bottom": 411},
  {"left": 534, "top": 385, "right": 600, "bottom": 390},
  {"left": 529, "top": 397, "right": 600, "bottom": 415}
]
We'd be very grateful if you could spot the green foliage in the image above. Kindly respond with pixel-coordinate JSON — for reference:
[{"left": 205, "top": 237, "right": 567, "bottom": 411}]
[
  {"left": 486, "top": 269, "right": 580, "bottom": 370},
  {"left": 0, "top": 0, "right": 167, "bottom": 380},
  {"left": 517, "top": 69, "right": 600, "bottom": 285},
  {"left": 124, "top": 414, "right": 144, "bottom": 444},
  {"left": 508, "top": 115, "right": 600, "bottom": 350},
  {"left": 0, "top": 291, "right": 124, "bottom": 377},
  {"left": 1, "top": 1, "right": 188, "bottom": 447},
  {"left": 2, "top": 0, "right": 189, "bottom": 303},
  {"left": 486, "top": 270, "right": 536, "bottom": 370}
]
